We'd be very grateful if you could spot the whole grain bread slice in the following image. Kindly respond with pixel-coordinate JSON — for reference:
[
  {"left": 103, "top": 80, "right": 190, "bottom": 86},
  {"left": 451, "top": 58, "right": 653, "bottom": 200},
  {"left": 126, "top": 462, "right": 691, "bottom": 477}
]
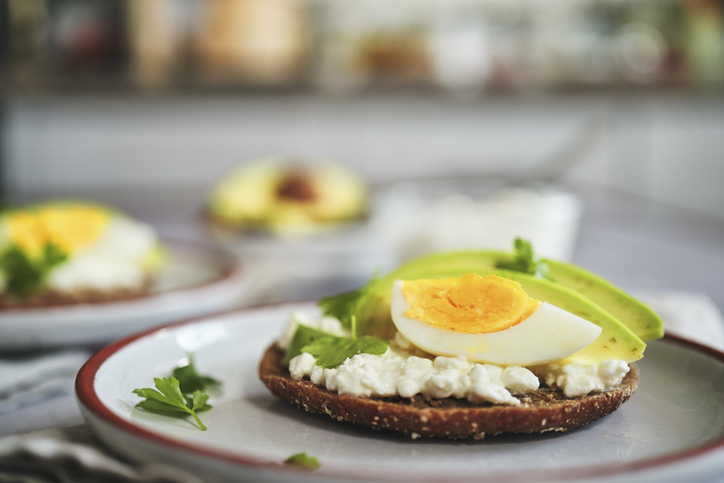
[
  {"left": 0, "top": 276, "right": 155, "bottom": 309},
  {"left": 259, "top": 344, "right": 638, "bottom": 439}
]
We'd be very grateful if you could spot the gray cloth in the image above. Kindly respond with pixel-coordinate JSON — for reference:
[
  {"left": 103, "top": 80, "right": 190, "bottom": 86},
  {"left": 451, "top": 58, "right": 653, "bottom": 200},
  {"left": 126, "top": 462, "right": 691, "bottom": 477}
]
[
  {"left": 0, "top": 425, "right": 203, "bottom": 483},
  {"left": 0, "top": 351, "right": 90, "bottom": 417}
]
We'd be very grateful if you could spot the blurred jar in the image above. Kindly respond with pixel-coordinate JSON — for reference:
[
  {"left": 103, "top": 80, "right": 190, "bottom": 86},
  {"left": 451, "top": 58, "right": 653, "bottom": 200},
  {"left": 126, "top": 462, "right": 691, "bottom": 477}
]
[
  {"left": 48, "top": 0, "right": 124, "bottom": 73},
  {"left": 428, "top": 1, "right": 493, "bottom": 93},
  {"left": 612, "top": 23, "right": 667, "bottom": 84},
  {"left": 5, "top": 0, "right": 49, "bottom": 81},
  {"left": 685, "top": 0, "right": 724, "bottom": 86},
  {"left": 316, "top": 0, "right": 433, "bottom": 89},
  {"left": 127, "top": 0, "right": 194, "bottom": 88},
  {"left": 193, "top": 0, "right": 310, "bottom": 84},
  {"left": 372, "top": 180, "right": 583, "bottom": 263}
]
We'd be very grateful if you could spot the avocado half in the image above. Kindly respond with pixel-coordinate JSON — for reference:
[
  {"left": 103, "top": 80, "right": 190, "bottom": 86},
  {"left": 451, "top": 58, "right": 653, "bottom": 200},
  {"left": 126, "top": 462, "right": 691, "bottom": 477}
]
[{"left": 352, "top": 250, "right": 662, "bottom": 365}]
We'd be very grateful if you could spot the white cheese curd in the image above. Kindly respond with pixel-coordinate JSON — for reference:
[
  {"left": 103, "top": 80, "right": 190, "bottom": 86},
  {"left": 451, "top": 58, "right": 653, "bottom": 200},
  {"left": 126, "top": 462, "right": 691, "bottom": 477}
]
[
  {"left": 533, "top": 360, "right": 630, "bottom": 398},
  {"left": 501, "top": 366, "right": 542, "bottom": 395},
  {"left": 288, "top": 338, "right": 540, "bottom": 405},
  {"left": 46, "top": 217, "right": 158, "bottom": 292},
  {"left": 289, "top": 352, "right": 316, "bottom": 380}
]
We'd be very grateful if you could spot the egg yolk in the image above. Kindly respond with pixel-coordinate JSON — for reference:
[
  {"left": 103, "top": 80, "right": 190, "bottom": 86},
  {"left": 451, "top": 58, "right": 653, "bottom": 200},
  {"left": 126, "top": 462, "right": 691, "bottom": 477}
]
[
  {"left": 402, "top": 273, "right": 541, "bottom": 334},
  {"left": 6, "top": 205, "right": 109, "bottom": 257}
]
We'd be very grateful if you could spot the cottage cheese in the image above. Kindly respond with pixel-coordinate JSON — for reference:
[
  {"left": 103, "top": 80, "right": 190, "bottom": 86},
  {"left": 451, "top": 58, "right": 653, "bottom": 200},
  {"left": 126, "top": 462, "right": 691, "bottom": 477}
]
[
  {"left": 289, "top": 331, "right": 539, "bottom": 406},
  {"left": 283, "top": 312, "right": 628, "bottom": 404},
  {"left": 533, "top": 360, "right": 630, "bottom": 398}
]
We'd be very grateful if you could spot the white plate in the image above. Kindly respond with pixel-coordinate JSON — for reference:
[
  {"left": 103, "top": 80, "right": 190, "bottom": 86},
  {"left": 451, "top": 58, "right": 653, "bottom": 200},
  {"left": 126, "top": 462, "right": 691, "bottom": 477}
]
[
  {"left": 76, "top": 303, "right": 724, "bottom": 483},
  {"left": 0, "top": 241, "right": 248, "bottom": 350}
]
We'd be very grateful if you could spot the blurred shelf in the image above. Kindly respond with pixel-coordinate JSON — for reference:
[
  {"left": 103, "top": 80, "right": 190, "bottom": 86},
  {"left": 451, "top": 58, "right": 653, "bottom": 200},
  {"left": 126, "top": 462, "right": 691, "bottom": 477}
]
[
  {"left": 3, "top": 0, "right": 723, "bottom": 99},
  {"left": 3, "top": 71, "right": 724, "bottom": 101}
]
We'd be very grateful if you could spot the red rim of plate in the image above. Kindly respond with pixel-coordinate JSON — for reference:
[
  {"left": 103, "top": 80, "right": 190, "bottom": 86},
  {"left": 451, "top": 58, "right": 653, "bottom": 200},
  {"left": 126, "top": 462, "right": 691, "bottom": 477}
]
[
  {"left": 76, "top": 307, "right": 724, "bottom": 482},
  {"left": 0, "top": 238, "right": 241, "bottom": 313}
]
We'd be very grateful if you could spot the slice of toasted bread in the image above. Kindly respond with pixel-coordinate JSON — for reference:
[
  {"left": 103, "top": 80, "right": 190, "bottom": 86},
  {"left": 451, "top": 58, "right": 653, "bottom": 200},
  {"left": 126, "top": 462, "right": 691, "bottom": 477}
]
[
  {"left": 0, "top": 277, "right": 155, "bottom": 309},
  {"left": 259, "top": 344, "right": 638, "bottom": 439}
]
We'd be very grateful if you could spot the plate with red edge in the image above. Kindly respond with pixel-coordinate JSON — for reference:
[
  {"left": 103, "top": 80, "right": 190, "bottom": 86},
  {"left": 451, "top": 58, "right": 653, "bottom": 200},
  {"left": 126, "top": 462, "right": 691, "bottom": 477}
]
[
  {"left": 0, "top": 240, "right": 249, "bottom": 349},
  {"left": 76, "top": 302, "right": 724, "bottom": 483}
]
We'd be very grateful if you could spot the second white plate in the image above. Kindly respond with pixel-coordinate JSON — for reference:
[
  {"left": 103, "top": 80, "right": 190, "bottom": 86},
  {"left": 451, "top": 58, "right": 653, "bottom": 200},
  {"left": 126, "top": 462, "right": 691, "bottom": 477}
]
[{"left": 0, "top": 241, "right": 248, "bottom": 350}]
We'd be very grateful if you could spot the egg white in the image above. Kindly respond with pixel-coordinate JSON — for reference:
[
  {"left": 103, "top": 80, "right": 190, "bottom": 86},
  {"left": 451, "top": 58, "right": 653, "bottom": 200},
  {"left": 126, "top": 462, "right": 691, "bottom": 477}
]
[{"left": 390, "top": 279, "right": 602, "bottom": 366}]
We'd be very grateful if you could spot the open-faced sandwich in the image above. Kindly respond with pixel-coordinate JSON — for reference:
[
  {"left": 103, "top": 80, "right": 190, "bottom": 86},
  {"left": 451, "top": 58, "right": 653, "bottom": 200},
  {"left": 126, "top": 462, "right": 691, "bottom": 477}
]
[
  {"left": 259, "top": 239, "right": 663, "bottom": 439},
  {"left": 0, "top": 200, "right": 164, "bottom": 308},
  {"left": 207, "top": 157, "right": 367, "bottom": 238}
]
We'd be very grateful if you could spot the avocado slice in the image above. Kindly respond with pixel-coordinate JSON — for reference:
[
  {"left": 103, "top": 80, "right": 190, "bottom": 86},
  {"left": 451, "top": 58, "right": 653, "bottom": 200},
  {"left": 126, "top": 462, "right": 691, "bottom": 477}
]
[
  {"left": 355, "top": 266, "right": 646, "bottom": 364},
  {"left": 545, "top": 259, "right": 663, "bottom": 341},
  {"left": 377, "top": 250, "right": 662, "bottom": 342}
]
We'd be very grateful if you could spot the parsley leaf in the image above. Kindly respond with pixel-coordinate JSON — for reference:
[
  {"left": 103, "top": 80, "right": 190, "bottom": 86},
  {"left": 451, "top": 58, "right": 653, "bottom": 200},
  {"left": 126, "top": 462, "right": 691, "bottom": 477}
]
[
  {"left": 318, "top": 288, "right": 363, "bottom": 328},
  {"left": 43, "top": 242, "right": 67, "bottom": 267},
  {"left": 133, "top": 377, "right": 210, "bottom": 431},
  {"left": 284, "top": 324, "right": 389, "bottom": 369},
  {"left": 318, "top": 273, "right": 380, "bottom": 334},
  {"left": 0, "top": 242, "right": 68, "bottom": 297},
  {"left": 172, "top": 356, "right": 222, "bottom": 394},
  {"left": 301, "top": 335, "right": 388, "bottom": 369},
  {"left": 284, "top": 452, "right": 321, "bottom": 471},
  {"left": 190, "top": 389, "right": 212, "bottom": 413},
  {"left": 495, "top": 238, "right": 553, "bottom": 281},
  {"left": 282, "top": 324, "right": 333, "bottom": 366}
]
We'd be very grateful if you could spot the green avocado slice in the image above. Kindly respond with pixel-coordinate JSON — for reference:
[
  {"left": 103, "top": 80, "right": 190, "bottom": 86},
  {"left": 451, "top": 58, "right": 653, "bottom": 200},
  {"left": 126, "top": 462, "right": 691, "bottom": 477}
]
[
  {"left": 544, "top": 259, "right": 663, "bottom": 341},
  {"left": 377, "top": 250, "right": 662, "bottom": 342},
  {"left": 355, "top": 266, "right": 646, "bottom": 364}
]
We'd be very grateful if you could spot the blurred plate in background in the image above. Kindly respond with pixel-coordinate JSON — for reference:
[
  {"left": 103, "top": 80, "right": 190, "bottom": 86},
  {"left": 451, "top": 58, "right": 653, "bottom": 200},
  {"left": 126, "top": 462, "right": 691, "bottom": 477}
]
[{"left": 0, "top": 240, "right": 248, "bottom": 350}]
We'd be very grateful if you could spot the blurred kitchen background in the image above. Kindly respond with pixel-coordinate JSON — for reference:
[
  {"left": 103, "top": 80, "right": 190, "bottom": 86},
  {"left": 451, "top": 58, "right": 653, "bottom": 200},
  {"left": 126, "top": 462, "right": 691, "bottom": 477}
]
[{"left": 0, "top": 0, "right": 723, "bottom": 309}]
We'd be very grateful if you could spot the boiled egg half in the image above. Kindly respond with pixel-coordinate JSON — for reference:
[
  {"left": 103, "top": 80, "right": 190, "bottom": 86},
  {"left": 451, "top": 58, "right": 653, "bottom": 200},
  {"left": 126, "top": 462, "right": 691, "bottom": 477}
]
[{"left": 390, "top": 274, "right": 602, "bottom": 366}]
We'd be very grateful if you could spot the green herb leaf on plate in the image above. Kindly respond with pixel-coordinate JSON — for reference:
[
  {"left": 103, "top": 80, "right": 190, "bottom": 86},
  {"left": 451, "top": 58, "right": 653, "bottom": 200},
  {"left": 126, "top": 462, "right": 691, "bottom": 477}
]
[
  {"left": 284, "top": 452, "right": 321, "bottom": 471},
  {"left": 189, "top": 389, "right": 212, "bottom": 413},
  {"left": 133, "top": 377, "right": 209, "bottom": 431},
  {"left": 172, "top": 355, "right": 222, "bottom": 394}
]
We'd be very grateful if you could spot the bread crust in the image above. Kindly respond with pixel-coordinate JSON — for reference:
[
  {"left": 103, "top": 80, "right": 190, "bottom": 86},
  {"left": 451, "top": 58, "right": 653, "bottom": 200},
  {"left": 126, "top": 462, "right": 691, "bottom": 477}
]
[
  {"left": 0, "top": 276, "right": 155, "bottom": 309},
  {"left": 259, "top": 344, "right": 638, "bottom": 439}
]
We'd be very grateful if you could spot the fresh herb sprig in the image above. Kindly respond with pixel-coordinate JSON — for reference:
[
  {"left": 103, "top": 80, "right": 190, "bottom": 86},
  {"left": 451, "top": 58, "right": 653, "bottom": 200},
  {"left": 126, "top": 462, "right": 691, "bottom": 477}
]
[
  {"left": 133, "top": 377, "right": 211, "bottom": 431},
  {"left": 302, "top": 336, "right": 388, "bottom": 369},
  {"left": 318, "top": 273, "right": 379, "bottom": 337},
  {"left": 171, "top": 355, "right": 222, "bottom": 394},
  {"left": 284, "top": 452, "right": 321, "bottom": 471},
  {"left": 285, "top": 324, "right": 388, "bottom": 369},
  {"left": 495, "top": 238, "right": 553, "bottom": 281},
  {"left": 268, "top": 452, "right": 321, "bottom": 471},
  {"left": 282, "top": 324, "right": 330, "bottom": 366},
  {"left": 132, "top": 358, "right": 221, "bottom": 431},
  {"left": 0, "top": 242, "right": 68, "bottom": 297}
]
